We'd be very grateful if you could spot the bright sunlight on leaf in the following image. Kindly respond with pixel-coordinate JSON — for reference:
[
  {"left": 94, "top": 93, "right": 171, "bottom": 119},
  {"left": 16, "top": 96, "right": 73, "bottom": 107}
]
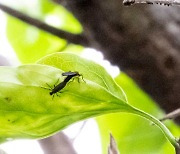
[{"left": 0, "top": 53, "right": 178, "bottom": 150}]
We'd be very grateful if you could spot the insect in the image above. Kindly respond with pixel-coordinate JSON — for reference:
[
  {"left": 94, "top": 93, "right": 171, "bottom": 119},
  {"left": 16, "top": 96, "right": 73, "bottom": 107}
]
[{"left": 47, "top": 71, "right": 84, "bottom": 97}]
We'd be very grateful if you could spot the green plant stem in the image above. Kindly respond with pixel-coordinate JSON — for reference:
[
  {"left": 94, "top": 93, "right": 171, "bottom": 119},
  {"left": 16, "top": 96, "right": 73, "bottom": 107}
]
[{"left": 129, "top": 106, "right": 179, "bottom": 148}]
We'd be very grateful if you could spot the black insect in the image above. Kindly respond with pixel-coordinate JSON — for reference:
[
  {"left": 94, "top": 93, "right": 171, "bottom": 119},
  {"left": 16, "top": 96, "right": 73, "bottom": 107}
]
[{"left": 47, "top": 71, "right": 84, "bottom": 97}]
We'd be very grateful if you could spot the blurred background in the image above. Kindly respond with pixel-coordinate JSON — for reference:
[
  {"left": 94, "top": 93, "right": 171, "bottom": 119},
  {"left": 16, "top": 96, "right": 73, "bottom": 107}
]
[{"left": 0, "top": 0, "right": 180, "bottom": 153}]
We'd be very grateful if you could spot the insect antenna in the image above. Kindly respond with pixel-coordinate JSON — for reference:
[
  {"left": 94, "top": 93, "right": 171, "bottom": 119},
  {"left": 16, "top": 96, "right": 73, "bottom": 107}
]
[
  {"left": 46, "top": 83, "right": 52, "bottom": 90},
  {"left": 54, "top": 78, "right": 60, "bottom": 87}
]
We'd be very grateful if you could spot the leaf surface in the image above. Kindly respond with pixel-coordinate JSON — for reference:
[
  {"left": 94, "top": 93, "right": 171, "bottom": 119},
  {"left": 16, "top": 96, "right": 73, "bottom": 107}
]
[
  {"left": 0, "top": 53, "right": 177, "bottom": 149},
  {"left": 0, "top": 62, "right": 129, "bottom": 143}
]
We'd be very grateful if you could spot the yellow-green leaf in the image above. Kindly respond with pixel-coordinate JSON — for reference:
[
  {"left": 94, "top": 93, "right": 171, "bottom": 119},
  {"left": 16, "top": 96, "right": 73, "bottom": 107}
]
[{"left": 0, "top": 53, "right": 178, "bottom": 150}]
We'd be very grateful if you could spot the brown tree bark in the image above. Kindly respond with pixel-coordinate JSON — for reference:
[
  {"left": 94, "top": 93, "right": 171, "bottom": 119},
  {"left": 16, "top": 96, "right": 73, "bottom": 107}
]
[{"left": 54, "top": 0, "right": 180, "bottom": 122}]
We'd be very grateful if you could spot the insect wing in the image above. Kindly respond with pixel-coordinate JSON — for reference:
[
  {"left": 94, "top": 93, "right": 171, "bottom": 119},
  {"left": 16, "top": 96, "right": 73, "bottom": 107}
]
[{"left": 62, "top": 71, "right": 78, "bottom": 76}]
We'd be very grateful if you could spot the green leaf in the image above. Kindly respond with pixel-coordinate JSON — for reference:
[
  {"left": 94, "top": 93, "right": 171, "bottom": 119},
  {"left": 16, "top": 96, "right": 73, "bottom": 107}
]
[
  {"left": 37, "top": 52, "right": 127, "bottom": 101},
  {"left": 97, "top": 73, "right": 179, "bottom": 154},
  {"left": 6, "top": 1, "right": 82, "bottom": 63},
  {"left": 39, "top": 0, "right": 82, "bottom": 33},
  {"left": 6, "top": 16, "right": 66, "bottom": 64},
  {"left": 37, "top": 53, "right": 178, "bottom": 148},
  {"left": 0, "top": 53, "right": 178, "bottom": 150},
  {"left": 0, "top": 64, "right": 129, "bottom": 143},
  {"left": 43, "top": 3, "right": 83, "bottom": 33}
]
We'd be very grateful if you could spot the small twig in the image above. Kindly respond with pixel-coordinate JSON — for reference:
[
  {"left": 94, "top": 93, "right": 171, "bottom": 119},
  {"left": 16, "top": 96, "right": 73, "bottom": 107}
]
[
  {"left": 0, "top": 3, "right": 90, "bottom": 46},
  {"left": 159, "top": 108, "right": 180, "bottom": 122},
  {"left": 151, "top": 108, "right": 180, "bottom": 125},
  {"left": 175, "top": 138, "right": 180, "bottom": 154},
  {"left": 176, "top": 146, "right": 180, "bottom": 154},
  {"left": 123, "top": 0, "right": 180, "bottom": 6},
  {"left": 108, "top": 133, "right": 119, "bottom": 154},
  {"left": 151, "top": 108, "right": 180, "bottom": 127}
]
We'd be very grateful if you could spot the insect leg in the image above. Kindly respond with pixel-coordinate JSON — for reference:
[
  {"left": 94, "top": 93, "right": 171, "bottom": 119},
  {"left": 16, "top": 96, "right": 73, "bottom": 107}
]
[
  {"left": 80, "top": 74, "right": 86, "bottom": 83},
  {"left": 56, "top": 92, "right": 61, "bottom": 97},
  {"left": 55, "top": 91, "right": 64, "bottom": 97},
  {"left": 77, "top": 77, "right": 81, "bottom": 83},
  {"left": 54, "top": 78, "right": 60, "bottom": 87},
  {"left": 51, "top": 94, "right": 55, "bottom": 100},
  {"left": 46, "top": 83, "right": 52, "bottom": 90},
  {"left": 40, "top": 86, "right": 51, "bottom": 90}
]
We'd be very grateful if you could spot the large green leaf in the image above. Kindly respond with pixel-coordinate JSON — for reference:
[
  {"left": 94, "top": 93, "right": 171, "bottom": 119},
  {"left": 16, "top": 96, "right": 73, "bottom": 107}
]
[
  {"left": 0, "top": 53, "right": 178, "bottom": 150},
  {"left": 37, "top": 53, "right": 178, "bottom": 148},
  {"left": 0, "top": 64, "right": 124, "bottom": 143}
]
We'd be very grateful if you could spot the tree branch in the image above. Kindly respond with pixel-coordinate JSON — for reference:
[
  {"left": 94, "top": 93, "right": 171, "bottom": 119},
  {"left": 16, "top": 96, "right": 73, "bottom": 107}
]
[
  {"left": 0, "top": 3, "right": 90, "bottom": 46},
  {"left": 123, "top": 0, "right": 180, "bottom": 6},
  {"left": 160, "top": 108, "right": 180, "bottom": 121},
  {"left": 176, "top": 142, "right": 180, "bottom": 154}
]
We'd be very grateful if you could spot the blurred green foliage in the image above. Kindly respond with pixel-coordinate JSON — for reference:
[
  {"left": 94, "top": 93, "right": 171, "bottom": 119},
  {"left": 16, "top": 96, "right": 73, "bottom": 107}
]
[
  {"left": 6, "top": 0, "right": 82, "bottom": 63},
  {"left": 97, "top": 73, "right": 180, "bottom": 154}
]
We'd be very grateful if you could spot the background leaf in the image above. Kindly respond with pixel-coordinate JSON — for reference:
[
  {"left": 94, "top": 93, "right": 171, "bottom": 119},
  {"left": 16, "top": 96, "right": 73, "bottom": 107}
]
[
  {"left": 7, "top": 17, "right": 65, "bottom": 63},
  {"left": 97, "top": 73, "right": 180, "bottom": 154},
  {"left": 6, "top": 0, "right": 82, "bottom": 63}
]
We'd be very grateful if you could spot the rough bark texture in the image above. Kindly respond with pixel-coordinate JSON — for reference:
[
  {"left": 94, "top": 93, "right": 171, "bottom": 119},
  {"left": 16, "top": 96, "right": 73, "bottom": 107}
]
[{"left": 54, "top": 0, "right": 180, "bottom": 122}]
